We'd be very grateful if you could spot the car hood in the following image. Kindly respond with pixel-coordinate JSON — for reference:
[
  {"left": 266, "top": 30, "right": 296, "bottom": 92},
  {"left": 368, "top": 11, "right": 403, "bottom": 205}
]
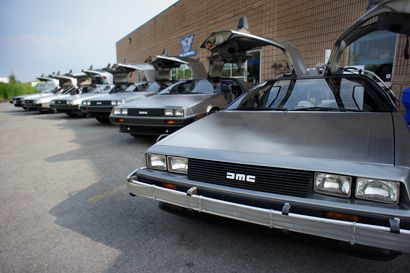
[
  {"left": 151, "top": 111, "right": 402, "bottom": 179},
  {"left": 38, "top": 94, "right": 71, "bottom": 103},
  {"left": 14, "top": 93, "right": 43, "bottom": 100},
  {"left": 88, "top": 91, "right": 155, "bottom": 102},
  {"left": 66, "top": 92, "right": 107, "bottom": 102},
  {"left": 122, "top": 94, "right": 212, "bottom": 109},
  {"left": 23, "top": 93, "right": 57, "bottom": 101}
]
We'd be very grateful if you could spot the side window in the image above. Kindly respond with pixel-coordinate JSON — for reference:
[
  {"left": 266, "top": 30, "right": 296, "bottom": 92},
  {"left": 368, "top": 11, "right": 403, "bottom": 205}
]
[{"left": 339, "top": 79, "right": 365, "bottom": 110}]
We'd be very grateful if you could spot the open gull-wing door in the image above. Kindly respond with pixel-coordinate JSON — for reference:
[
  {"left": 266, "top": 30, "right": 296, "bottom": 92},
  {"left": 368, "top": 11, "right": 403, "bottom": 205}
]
[
  {"left": 67, "top": 71, "right": 92, "bottom": 88},
  {"left": 36, "top": 76, "right": 60, "bottom": 87},
  {"left": 201, "top": 18, "right": 307, "bottom": 77},
  {"left": 52, "top": 74, "right": 78, "bottom": 88},
  {"left": 113, "top": 63, "right": 156, "bottom": 84},
  {"left": 146, "top": 55, "right": 208, "bottom": 81},
  {"left": 83, "top": 66, "right": 114, "bottom": 85},
  {"left": 326, "top": 0, "right": 410, "bottom": 73}
]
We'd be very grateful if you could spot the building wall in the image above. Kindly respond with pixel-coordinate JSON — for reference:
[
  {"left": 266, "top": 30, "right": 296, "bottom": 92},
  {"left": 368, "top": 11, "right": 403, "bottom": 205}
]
[{"left": 117, "top": 0, "right": 410, "bottom": 105}]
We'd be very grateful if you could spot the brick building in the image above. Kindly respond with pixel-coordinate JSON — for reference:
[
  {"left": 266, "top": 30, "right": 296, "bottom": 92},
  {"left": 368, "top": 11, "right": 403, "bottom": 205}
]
[{"left": 116, "top": 0, "right": 410, "bottom": 108}]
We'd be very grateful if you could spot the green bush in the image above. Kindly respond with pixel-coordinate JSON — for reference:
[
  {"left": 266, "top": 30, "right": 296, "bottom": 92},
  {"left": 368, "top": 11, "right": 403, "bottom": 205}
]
[{"left": 0, "top": 82, "right": 37, "bottom": 100}]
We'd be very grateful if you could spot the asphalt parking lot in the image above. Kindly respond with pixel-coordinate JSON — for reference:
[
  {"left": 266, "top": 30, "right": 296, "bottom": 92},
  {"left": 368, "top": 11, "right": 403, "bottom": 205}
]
[{"left": 1, "top": 102, "right": 410, "bottom": 273}]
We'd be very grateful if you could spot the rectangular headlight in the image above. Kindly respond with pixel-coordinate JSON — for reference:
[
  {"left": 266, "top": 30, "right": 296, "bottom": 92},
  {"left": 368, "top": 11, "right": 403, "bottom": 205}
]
[
  {"left": 174, "top": 109, "right": 184, "bottom": 117},
  {"left": 355, "top": 178, "right": 400, "bottom": 204},
  {"left": 113, "top": 108, "right": 121, "bottom": 115},
  {"left": 314, "top": 172, "right": 352, "bottom": 197},
  {"left": 146, "top": 153, "right": 167, "bottom": 171},
  {"left": 167, "top": 156, "right": 188, "bottom": 174},
  {"left": 111, "top": 100, "right": 117, "bottom": 106},
  {"left": 121, "top": 108, "right": 128, "bottom": 115},
  {"left": 164, "top": 109, "right": 174, "bottom": 116}
]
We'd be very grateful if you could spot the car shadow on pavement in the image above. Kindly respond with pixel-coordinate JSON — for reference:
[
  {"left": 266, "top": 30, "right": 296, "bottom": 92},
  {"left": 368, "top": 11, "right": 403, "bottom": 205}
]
[{"left": 42, "top": 111, "right": 410, "bottom": 273}]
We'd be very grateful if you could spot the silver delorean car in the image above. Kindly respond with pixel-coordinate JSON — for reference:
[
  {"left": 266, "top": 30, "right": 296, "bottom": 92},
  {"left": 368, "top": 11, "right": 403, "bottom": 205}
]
[
  {"left": 110, "top": 55, "right": 248, "bottom": 137},
  {"left": 11, "top": 75, "right": 59, "bottom": 108},
  {"left": 80, "top": 64, "right": 162, "bottom": 124},
  {"left": 127, "top": 0, "right": 410, "bottom": 255},
  {"left": 23, "top": 72, "right": 90, "bottom": 112},
  {"left": 50, "top": 65, "right": 115, "bottom": 117}
]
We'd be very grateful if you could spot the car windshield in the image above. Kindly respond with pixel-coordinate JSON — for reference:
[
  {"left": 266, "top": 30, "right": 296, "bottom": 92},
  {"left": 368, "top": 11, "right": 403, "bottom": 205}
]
[
  {"left": 159, "top": 80, "right": 214, "bottom": 95},
  {"left": 91, "top": 85, "right": 112, "bottom": 93},
  {"left": 233, "top": 77, "right": 391, "bottom": 112},
  {"left": 110, "top": 84, "right": 133, "bottom": 93},
  {"left": 61, "top": 87, "right": 76, "bottom": 94}
]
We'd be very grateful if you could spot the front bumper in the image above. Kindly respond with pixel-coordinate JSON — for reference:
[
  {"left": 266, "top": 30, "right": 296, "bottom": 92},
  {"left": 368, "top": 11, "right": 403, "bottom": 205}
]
[
  {"left": 110, "top": 115, "right": 196, "bottom": 136},
  {"left": 80, "top": 106, "right": 113, "bottom": 118},
  {"left": 127, "top": 168, "right": 410, "bottom": 253},
  {"left": 22, "top": 103, "right": 49, "bottom": 111},
  {"left": 52, "top": 104, "right": 82, "bottom": 113}
]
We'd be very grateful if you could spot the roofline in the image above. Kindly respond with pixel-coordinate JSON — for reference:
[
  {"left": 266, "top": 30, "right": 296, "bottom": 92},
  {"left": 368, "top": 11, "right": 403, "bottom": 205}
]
[{"left": 116, "top": 0, "right": 181, "bottom": 45}]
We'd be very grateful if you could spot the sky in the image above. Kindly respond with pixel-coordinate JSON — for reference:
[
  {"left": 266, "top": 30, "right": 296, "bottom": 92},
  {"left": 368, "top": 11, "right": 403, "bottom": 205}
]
[{"left": 0, "top": 0, "right": 178, "bottom": 82}]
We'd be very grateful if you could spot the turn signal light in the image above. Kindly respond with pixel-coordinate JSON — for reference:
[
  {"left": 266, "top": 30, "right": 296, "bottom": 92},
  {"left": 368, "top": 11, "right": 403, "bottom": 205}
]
[
  {"left": 324, "top": 211, "right": 360, "bottom": 222},
  {"left": 166, "top": 120, "right": 177, "bottom": 125},
  {"left": 118, "top": 118, "right": 125, "bottom": 123},
  {"left": 161, "top": 183, "right": 177, "bottom": 190}
]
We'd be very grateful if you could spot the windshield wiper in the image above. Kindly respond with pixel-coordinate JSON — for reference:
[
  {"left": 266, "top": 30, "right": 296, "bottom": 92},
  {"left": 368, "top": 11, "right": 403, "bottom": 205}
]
[
  {"left": 293, "top": 106, "right": 364, "bottom": 112},
  {"left": 236, "top": 107, "right": 288, "bottom": 111},
  {"left": 292, "top": 107, "right": 340, "bottom": 111}
]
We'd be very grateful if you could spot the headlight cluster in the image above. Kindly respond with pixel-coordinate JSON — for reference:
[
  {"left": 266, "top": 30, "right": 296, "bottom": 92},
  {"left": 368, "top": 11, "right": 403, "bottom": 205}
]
[
  {"left": 113, "top": 108, "right": 128, "bottom": 115},
  {"left": 111, "top": 100, "right": 122, "bottom": 106},
  {"left": 164, "top": 108, "right": 184, "bottom": 117},
  {"left": 50, "top": 100, "right": 55, "bottom": 104},
  {"left": 66, "top": 101, "right": 73, "bottom": 105},
  {"left": 82, "top": 101, "right": 91, "bottom": 106},
  {"left": 314, "top": 172, "right": 400, "bottom": 204},
  {"left": 146, "top": 153, "right": 188, "bottom": 174}
]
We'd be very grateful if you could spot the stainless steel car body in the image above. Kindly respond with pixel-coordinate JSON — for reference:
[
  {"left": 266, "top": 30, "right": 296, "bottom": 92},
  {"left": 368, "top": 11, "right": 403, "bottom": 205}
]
[
  {"left": 51, "top": 66, "right": 115, "bottom": 116},
  {"left": 110, "top": 55, "right": 248, "bottom": 136},
  {"left": 11, "top": 76, "right": 60, "bottom": 108},
  {"left": 23, "top": 72, "right": 91, "bottom": 112},
  {"left": 127, "top": 2, "right": 410, "bottom": 254},
  {"left": 80, "top": 64, "right": 162, "bottom": 123}
]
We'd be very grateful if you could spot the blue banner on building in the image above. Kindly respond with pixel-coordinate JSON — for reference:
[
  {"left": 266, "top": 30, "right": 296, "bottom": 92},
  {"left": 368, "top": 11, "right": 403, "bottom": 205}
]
[{"left": 179, "top": 34, "right": 197, "bottom": 57}]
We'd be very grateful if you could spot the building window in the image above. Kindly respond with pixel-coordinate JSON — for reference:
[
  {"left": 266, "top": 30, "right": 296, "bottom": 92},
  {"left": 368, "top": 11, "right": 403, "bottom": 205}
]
[
  {"left": 170, "top": 64, "right": 192, "bottom": 81},
  {"left": 348, "top": 31, "right": 397, "bottom": 82},
  {"left": 221, "top": 50, "right": 261, "bottom": 84}
]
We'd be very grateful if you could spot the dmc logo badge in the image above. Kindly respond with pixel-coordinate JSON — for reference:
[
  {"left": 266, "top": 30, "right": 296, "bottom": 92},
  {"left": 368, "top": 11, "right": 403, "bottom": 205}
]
[
  {"left": 139, "top": 111, "right": 148, "bottom": 115},
  {"left": 226, "top": 172, "right": 256, "bottom": 183},
  {"left": 96, "top": 102, "right": 102, "bottom": 105}
]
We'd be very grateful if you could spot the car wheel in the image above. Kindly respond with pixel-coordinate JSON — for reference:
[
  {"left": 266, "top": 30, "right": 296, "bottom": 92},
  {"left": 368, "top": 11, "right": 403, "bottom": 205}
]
[
  {"left": 208, "top": 108, "right": 219, "bottom": 115},
  {"left": 66, "top": 113, "right": 78, "bottom": 118},
  {"left": 96, "top": 117, "right": 110, "bottom": 124}
]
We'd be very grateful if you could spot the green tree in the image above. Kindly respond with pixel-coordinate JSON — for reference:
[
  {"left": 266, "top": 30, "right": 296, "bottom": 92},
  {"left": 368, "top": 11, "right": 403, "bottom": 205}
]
[{"left": 8, "top": 73, "right": 17, "bottom": 84}]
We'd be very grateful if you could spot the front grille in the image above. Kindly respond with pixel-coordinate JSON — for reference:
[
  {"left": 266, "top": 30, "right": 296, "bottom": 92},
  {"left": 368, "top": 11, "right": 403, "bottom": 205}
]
[
  {"left": 54, "top": 100, "right": 67, "bottom": 105},
  {"left": 128, "top": 108, "right": 165, "bottom": 117},
  {"left": 91, "top": 100, "right": 111, "bottom": 106},
  {"left": 24, "top": 100, "right": 34, "bottom": 104},
  {"left": 188, "top": 158, "right": 314, "bottom": 197}
]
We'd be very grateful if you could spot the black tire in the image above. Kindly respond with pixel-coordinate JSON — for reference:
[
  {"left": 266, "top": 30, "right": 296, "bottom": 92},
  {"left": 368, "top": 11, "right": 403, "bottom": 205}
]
[
  {"left": 96, "top": 117, "right": 110, "bottom": 124},
  {"left": 66, "top": 113, "right": 78, "bottom": 118},
  {"left": 208, "top": 108, "right": 219, "bottom": 115}
]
